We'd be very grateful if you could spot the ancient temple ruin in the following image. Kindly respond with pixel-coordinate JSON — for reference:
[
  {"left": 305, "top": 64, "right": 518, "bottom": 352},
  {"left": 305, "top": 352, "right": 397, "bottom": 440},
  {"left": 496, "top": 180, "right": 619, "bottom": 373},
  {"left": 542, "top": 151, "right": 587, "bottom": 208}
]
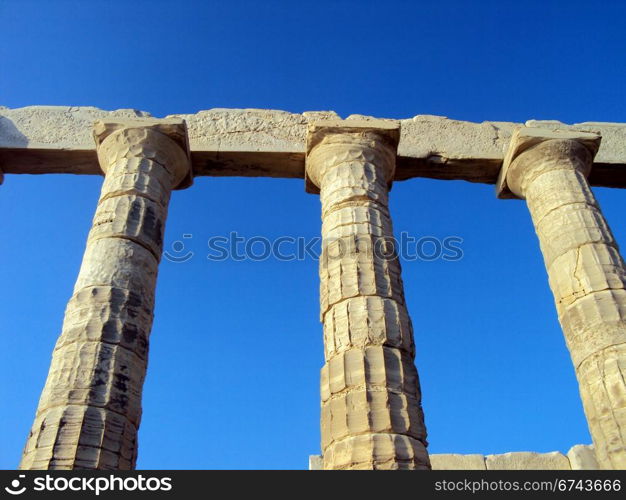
[{"left": 1, "top": 106, "right": 625, "bottom": 470}]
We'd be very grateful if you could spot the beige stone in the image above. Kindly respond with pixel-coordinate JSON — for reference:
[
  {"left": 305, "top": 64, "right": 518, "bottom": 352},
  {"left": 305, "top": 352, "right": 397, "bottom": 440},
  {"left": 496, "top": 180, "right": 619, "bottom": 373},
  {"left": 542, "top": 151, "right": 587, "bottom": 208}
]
[
  {"left": 486, "top": 452, "right": 571, "bottom": 470},
  {"left": 309, "top": 455, "right": 323, "bottom": 470},
  {"left": 306, "top": 120, "right": 429, "bottom": 470},
  {"left": 567, "top": 444, "right": 599, "bottom": 470},
  {"left": 497, "top": 127, "right": 601, "bottom": 199},
  {"left": 430, "top": 454, "right": 486, "bottom": 470},
  {"left": 499, "top": 128, "right": 626, "bottom": 470},
  {"left": 19, "top": 119, "right": 191, "bottom": 470},
  {"left": 428, "top": 446, "right": 600, "bottom": 470},
  {"left": 3, "top": 106, "right": 626, "bottom": 187}
]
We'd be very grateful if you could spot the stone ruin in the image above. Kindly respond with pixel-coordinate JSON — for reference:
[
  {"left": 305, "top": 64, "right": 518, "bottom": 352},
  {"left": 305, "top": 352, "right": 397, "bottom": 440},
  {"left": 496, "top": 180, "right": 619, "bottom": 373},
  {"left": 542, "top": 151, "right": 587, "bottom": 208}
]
[{"left": 1, "top": 106, "right": 625, "bottom": 470}]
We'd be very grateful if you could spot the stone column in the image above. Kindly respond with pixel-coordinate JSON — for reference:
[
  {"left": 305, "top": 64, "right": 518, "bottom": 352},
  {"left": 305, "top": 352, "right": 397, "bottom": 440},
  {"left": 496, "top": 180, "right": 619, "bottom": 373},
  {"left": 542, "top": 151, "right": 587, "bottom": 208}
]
[
  {"left": 305, "top": 120, "right": 430, "bottom": 470},
  {"left": 20, "top": 119, "right": 192, "bottom": 470},
  {"left": 498, "top": 127, "right": 626, "bottom": 469}
]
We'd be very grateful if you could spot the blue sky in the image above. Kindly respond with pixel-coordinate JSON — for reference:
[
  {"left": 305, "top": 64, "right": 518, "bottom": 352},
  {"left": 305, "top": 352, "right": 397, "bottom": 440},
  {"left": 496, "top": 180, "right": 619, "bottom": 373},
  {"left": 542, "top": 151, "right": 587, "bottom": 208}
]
[{"left": 1, "top": 0, "right": 625, "bottom": 469}]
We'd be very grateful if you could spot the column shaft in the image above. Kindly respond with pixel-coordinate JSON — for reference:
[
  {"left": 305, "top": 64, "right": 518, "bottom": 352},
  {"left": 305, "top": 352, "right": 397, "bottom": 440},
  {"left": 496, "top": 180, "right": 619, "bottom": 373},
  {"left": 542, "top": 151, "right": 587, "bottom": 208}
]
[
  {"left": 502, "top": 132, "right": 626, "bottom": 469},
  {"left": 307, "top": 121, "right": 430, "bottom": 470},
  {"left": 20, "top": 121, "right": 191, "bottom": 470}
]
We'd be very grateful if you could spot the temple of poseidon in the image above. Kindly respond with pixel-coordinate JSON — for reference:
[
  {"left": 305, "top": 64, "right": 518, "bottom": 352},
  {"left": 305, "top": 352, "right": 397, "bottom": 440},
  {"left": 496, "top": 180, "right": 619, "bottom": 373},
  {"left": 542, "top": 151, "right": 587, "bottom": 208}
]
[{"left": 1, "top": 106, "right": 625, "bottom": 470}]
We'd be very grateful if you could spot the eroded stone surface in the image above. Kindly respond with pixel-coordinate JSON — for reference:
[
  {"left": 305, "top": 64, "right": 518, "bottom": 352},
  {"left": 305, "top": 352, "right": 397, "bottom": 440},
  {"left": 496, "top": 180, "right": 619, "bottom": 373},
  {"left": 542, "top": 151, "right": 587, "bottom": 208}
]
[
  {"left": 315, "top": 445, "right": 598, "bottom": 470},
  {"left": 500, "top": 130, "right": 626, "bottom": 470},
  {"left": 429, "top": 454, "right": 486, "bottom": 470},
  {"left": 309, "top": 455, "right": 323, "bottom": 470},
  {"left": 567, "top": 445, "right": 599, "bottom": 470},
  {"left": 485, "top": 452, "right": 571, "bottom": 470},
  {"left": 2, "top": 106, "right": 626, "bottom": 187},
  {"left": 306, "top": 120, "right": 429, "bottom": 470},
  {"left": 20, "top": 120, "right": 191, "bottom": 470}
]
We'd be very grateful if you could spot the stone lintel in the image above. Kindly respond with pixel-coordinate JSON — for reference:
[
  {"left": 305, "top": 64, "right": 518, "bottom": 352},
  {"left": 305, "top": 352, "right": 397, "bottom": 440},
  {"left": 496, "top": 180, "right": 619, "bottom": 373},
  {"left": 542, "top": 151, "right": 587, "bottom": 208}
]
[
  {"left": 305, "top": 119, "right": 400, "bottom": 194},
  {"left": 93, "top": 118, "right": 193, "bottom": 189},
  {"left": 497, "top": 127, "right": 602, "bottom": 199},
  {"left": 5, "top": 107, "right": 626, "bottom": 189}
]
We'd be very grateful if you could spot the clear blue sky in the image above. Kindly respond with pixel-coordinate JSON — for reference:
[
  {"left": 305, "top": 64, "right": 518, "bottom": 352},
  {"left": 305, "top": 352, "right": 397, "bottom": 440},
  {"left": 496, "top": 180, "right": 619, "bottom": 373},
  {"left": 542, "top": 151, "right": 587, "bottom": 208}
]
[{"left": 1, "top": 0, "right": 625, "bottom": 470}]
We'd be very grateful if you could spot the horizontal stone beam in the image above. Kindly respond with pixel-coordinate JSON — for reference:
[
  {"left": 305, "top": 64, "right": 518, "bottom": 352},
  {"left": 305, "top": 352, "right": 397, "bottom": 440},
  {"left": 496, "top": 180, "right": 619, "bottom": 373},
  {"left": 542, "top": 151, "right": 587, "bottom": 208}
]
[
  {"left": 309, "top": 445, "right": 599, "bottom": 470},
  {"left": 1, "top": 106, "right": 626, "bottom": 188},
  {"left": 430, "top": 446, "right": 599, "bottom": 470}
]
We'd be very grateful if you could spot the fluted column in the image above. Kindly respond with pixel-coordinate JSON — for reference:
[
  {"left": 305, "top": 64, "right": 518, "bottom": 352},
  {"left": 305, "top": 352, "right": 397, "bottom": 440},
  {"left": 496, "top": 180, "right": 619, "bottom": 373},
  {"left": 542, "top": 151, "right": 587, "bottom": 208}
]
[
  {"left": 20, "top": 119, "right": 192, "bottom": 470},
  {"left": 306, "top": 120, "right": 430, "bottom": 470},
  {"left": 498, "top": 128, "right": 626, "bottom": 469}
]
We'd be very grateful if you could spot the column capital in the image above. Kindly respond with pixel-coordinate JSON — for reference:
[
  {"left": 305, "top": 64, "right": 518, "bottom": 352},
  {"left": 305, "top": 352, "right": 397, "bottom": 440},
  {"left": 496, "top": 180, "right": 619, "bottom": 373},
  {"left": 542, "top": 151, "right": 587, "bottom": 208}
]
[
  {"left": 93, "top": 118, "right": 193, "bottom": 189},
  {"left": 497, "top": 127, "right": 600, "bottom": 199},
  {"left": 305, "top": 119, "right": 400, "bottom": 194}
]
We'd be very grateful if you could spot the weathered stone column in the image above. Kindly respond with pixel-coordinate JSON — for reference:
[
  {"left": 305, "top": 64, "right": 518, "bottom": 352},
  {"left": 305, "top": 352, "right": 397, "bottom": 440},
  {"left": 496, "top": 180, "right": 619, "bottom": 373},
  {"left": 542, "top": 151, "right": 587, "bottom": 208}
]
[
  {"left": 498, "top": 128, "right": 626, "bottom": 469},
  {"left": 20, "top": 119, "right": 192, "bottom": 470},
  {"left": 306, "top": 120, "right": 430, "bottom": 470}
]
